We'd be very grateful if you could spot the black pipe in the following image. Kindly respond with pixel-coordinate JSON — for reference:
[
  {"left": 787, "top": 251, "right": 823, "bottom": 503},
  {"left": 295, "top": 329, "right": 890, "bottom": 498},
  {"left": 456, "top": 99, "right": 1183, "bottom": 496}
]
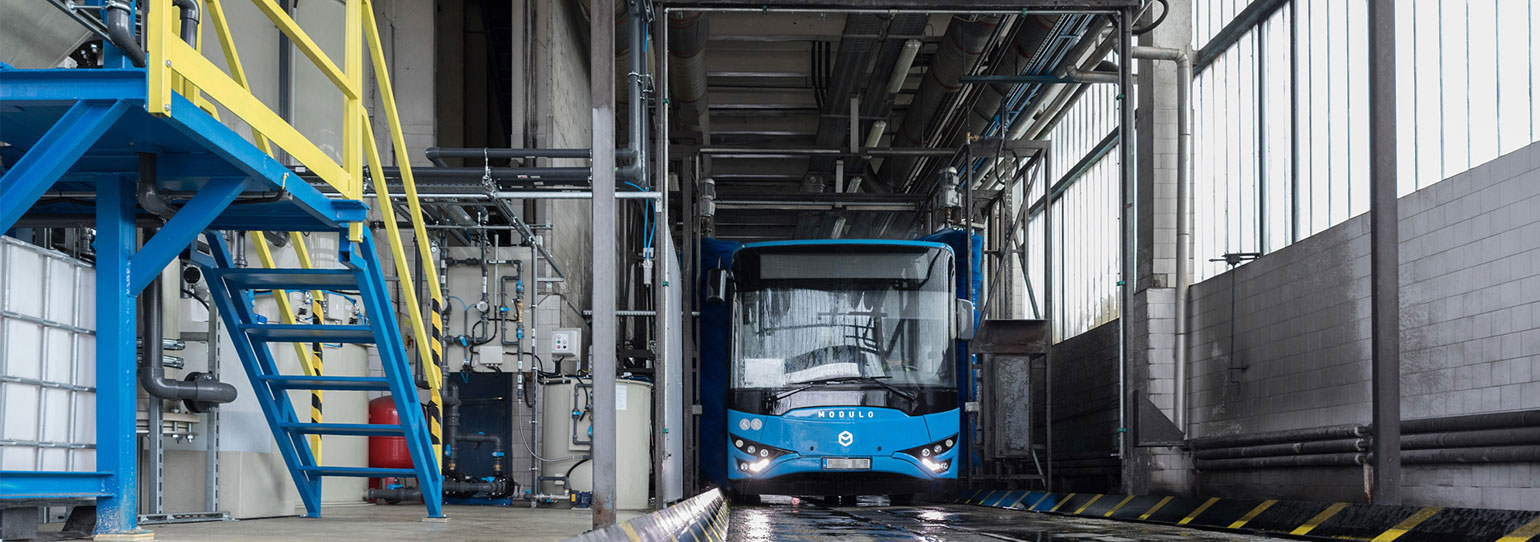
[
  {"left": 425, "top": 147, "right": 637, "bottom": 162},
  {"left": 1194, "top": 452, "right": 1366, "bottom": 471},
  {"left": 412, "top": 240, "right": 431, "bottom": 390},
  {"left": 1188, "top": 424, "right": 1369, "bottom": 450},
  {"left": 444, "top": 383, "right": 506, "bottom": 474},
  {"left": 1401, "top": 445, "right": 1540, "bottom": 465},
  {"left": 137, "top": 154, "right": 176, "bottom": 221},
  {"left": 371, "top": 166, "right": 642, "bottom": 182},
  {"left": 1400, "top": 426, "right": 1540, "bottom": 450},
  {"left": 14, "top": 215, "right": 165, "bottom": 228},
  {"left": 564, "top": 457, "right": 592, "bottom": 481},
  {"left": 170, "top": 0, "right": 199, "bottom": 44},
  {"left": 367, "top": 478, "right": 509, "bottom": 503},
  {"left": 1193, "top": 438, "right": 1367, "bottom": 460},
  {"left": 1401, "top": 409, "right": 1540, "bottom": 434},
  {"left": 140, "top": 264, "right": 237, "bottom": 408},
  {"left": 104, "top": 1, "right": 146, "bottom": 67}
]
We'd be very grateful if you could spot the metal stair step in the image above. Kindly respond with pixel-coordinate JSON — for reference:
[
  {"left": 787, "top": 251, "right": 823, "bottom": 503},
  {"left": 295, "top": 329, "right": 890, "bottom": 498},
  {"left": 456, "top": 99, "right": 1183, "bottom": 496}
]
[
  {"left": 261, "top": 375, "right": 392, "bottom": 391},
  {"left": 241, "top": 323, "right": 375, "bottom": 343},
  {"left": 280, "top": 423, "right": 404, "bottom": 436},
  {"left": 216, "top": 268, "right": 360, "bottom": 291},
  {"left": 299, "top": 466, "right": 417, "bottom": 478}
]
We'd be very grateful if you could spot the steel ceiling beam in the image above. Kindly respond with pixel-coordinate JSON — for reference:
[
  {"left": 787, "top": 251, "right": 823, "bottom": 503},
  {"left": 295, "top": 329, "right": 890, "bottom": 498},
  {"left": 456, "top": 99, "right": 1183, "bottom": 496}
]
[{"left": 664, "top": 0, "right": 1137, "bottom": 11}]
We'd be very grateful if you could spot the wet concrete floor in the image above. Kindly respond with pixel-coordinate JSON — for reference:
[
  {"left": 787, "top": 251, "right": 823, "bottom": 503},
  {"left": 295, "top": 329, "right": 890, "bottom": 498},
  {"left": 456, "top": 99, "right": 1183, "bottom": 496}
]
[
  {"left": 728, "top": 496, "right": 1288, "bottom": 541},
  {"left": 48, "top": 504, "right": 632, "bottom": 541}
]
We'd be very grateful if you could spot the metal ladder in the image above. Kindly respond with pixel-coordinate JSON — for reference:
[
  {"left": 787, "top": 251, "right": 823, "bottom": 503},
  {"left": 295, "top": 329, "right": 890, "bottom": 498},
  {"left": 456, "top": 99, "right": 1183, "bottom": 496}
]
[{"left": 193, "top": 230, "right": 444, "bottom": 518}]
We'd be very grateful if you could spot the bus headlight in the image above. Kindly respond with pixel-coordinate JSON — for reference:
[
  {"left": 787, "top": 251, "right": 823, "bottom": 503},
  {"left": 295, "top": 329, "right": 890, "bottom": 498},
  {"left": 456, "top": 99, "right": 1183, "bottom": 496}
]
[
  {"left": 732, "top": 435, "right": 791, "bottom": 460},
  {"left": 921, "top": 458, "right": 951, "bottom": 473},
  {"left": 898, "top": 435, "right": 957, "bottom": 463}
]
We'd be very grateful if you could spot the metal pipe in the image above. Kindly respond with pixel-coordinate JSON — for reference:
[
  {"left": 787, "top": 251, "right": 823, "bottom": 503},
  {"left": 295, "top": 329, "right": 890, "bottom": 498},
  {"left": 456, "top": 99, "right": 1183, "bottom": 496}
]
[
  {"left": 104, "top": 0, "right": 146, "bottom": 67},
  {"left": 137, "top": 154, "right": 176, "bottom": 221},
  {"left": 170, "top": 0, "right": 200, "bottom": 44},
  {"left": 695, "top": 146, "right": 958, "bottom": 157},
  {"left": 629, "top": 0, "right": 648, "bottom": 191},
  {"left": 1401, "top": 427, "right": 1540, "bottom": 450},
  {"left": 45, "top": 0, "right": 113, "bottom": 43},
  {"left": 713, "top": 201, "right": 916, "bottom": 211},
  {"left": 880, "top": 15, "right": 1002, "bottom": 190},
  {"left": 1193, "top": 439, "right": 1367, "bottom": 460},
  {"left": 425, "top": 147, "right": 637, "bottom": 162},
  {"left": 444, "top": 384, "right": 506, "bottom": 475},
  {"left": 1188, "top": 424, "right": 1370, "bottom": 450},
  {"left": 364, "top": 191, "right": 662, "bottom": 201},
  {"left": 1401, "top": 409, "right": 1540, "bottom": 434},
  {"left": 14, "top": 215, "right": 164, "bottom": 228},
  {"left": 1116, "top": 6, "right": 1133, "bottom": 485},
  {"left": 1401, "top": 445, "right": 1540, "bottom": 465},
  {"left": 366, "top": 478, "right": 509, "bottom": 502},
  {"left": 653, "top": 11, "right": 675, "bottom": 505},
  {"left": 668, "top": 10, "right": 710, "bottom": 137},
  {"left": 1194, "top": 452, "right": 1367, "bottom": 471},
  {"left": 139, "top": 265, "right": 237, "bottom": 407},
  {"left": 1120, "top": 44, "right": 1194, "bottom": 434},
  {"left": 376, "top": 166, "right": 639, "bottom": 181},
  {"left": 583, "top": 309, "right": 657, "bottom": 317}
]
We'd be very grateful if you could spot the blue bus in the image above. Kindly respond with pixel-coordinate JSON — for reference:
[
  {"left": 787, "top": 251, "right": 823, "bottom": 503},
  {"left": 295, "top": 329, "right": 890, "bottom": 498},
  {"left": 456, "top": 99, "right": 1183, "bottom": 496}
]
[{"left": 707, "top": 239, "right": 975, "bottom": 501}]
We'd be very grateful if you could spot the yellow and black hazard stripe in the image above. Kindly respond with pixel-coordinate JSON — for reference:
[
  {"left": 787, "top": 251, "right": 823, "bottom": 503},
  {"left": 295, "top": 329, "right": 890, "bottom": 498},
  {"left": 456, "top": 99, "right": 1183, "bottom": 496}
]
[
  {"left": 310, "top": 309, "right": 324, "bottom": 456},
  {"left": 954, "top": 489, "right": 1540, "bottom": 542},
  {"left": 426, "top": 295, "right": 445, "bottom": 469}
]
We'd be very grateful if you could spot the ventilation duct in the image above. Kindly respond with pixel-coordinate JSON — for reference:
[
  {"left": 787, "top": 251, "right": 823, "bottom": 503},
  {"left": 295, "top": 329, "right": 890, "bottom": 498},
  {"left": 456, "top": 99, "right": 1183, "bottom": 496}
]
[
  {"left": 878, "top": 15, "right": 1001, "bottom": 191},
  {"left": 964, "top": 15, "right": 1061, "bottom": 140},
  {"left": 668, "top": 12, "right": 710, "bottom": 137}
]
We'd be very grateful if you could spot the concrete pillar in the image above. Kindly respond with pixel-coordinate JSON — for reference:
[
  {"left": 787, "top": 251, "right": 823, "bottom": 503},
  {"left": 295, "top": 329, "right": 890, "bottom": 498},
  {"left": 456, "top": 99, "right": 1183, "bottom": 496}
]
[{"left": 1124, "top": 0, "right": 1193, "bottom": 496}]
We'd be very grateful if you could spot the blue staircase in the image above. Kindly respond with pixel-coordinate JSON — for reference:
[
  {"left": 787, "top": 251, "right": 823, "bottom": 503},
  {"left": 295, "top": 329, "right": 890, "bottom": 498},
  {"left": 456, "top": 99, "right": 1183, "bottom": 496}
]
[{"left": 193, "top": 230, "right": 444, "bottom": 518}]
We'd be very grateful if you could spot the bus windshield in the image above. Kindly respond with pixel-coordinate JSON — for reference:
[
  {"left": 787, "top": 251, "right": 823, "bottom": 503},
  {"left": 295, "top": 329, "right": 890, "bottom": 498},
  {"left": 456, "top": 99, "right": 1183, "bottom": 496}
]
[{"left": 731, "top": 247, "right": 955, "bottom": 390}]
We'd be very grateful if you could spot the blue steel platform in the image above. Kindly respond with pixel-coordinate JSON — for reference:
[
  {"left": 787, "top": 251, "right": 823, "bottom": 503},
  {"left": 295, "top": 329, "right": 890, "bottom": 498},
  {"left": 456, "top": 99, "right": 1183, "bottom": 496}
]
[
  {"left": 0, "top": 66, "right": 364, "bottom": 235},
  {"left": 1, "top": 64, "right": 444, "bottom": 534}
]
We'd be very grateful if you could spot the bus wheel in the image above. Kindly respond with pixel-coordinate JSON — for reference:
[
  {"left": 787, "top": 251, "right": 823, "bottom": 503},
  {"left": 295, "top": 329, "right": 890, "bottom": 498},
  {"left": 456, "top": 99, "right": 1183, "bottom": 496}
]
[{"left": 889, "top": 494, "right": 915, "bottom": 506}]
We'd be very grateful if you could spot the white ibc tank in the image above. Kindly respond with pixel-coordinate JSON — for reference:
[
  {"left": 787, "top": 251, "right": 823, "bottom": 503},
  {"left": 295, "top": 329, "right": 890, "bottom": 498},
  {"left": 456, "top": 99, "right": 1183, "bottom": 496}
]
[
  {"left": 0, "top": 237, "right": 96, "bottom": 472},
  {"left": 541, "top": 378, "right": 651, "bottom": 509}
]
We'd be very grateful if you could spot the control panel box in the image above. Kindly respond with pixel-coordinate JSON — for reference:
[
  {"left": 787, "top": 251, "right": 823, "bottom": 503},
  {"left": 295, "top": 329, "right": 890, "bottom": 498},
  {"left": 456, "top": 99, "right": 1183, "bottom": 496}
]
[{"left": 550, "top": 328, "right": 583, "bottom": 360}]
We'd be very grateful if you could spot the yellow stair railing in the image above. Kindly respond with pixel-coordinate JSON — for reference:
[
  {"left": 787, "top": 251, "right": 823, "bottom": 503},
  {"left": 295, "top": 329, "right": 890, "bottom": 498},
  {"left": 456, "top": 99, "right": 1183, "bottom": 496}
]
[{"left": 147, "top": 0, "right": 447, "bottom": 468}]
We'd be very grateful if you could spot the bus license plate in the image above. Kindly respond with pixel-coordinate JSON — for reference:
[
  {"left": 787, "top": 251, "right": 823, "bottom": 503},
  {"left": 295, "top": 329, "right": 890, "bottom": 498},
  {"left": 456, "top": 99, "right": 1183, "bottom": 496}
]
[{"left": 822, "top": 457, "right": 871, "bottom": 470}]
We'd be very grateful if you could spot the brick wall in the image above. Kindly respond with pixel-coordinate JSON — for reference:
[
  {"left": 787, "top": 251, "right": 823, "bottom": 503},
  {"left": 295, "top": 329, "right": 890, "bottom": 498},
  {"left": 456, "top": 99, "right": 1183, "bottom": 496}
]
[{"left": 1182, "top": 141, "right": 1540, "bottom": 510}]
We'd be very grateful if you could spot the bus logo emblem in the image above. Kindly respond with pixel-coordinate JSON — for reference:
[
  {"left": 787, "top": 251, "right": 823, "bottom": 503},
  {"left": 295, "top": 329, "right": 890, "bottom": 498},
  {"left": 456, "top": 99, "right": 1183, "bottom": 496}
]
[{"left": 838, "top": 431, "right": 854, "bottom": 447}]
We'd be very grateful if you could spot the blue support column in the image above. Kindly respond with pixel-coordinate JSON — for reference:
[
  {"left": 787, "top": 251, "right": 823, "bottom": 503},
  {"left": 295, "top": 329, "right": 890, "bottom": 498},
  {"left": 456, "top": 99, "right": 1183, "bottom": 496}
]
[
  {"left": 94, "top": 176, "right": 146, "bottom": 535},
  {"left": 0, "top": 100, "right": 131, "bottom": 232}
]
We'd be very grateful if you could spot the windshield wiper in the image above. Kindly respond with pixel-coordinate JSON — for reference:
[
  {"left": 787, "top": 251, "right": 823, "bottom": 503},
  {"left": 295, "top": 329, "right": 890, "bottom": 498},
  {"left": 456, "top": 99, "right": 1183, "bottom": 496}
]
[{"left": 774, "top": 376, "right": 916, "bottom": 402}]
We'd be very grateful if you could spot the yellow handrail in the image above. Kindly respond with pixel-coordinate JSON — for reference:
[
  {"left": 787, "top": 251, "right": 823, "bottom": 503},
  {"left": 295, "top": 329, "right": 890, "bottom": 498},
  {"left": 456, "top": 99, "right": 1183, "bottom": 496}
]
[
  {"left": 148, "top": 0, "right": 445, "bottom": 469},
  {"left": 361, "top": 0, "right": 446, "bottom": 464}
]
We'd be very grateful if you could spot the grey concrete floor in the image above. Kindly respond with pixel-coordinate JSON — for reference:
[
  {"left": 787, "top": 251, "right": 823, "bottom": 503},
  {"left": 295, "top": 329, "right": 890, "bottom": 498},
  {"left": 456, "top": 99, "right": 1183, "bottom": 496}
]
[
  {"left": 136, "top": 504, "right": 630, "bottom": 541},
  {"left": 728, "top": 496, "right": 1288, "bottom": 541}
]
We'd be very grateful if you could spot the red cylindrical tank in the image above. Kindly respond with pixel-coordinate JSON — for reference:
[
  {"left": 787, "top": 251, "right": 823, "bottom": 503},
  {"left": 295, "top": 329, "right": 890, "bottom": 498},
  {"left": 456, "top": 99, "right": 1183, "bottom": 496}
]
[{"left": 368, "top": 396, "right": 413, "bottom": 469}]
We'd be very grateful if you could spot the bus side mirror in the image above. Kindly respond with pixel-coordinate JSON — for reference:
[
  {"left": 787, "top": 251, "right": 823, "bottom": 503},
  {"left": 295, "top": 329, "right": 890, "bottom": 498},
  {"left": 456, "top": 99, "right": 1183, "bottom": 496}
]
[
  {"left": 956, "top": 299, "right": 976, "bottom": 340},
  {"left": 705, "top": 268, "right": 728, "bottom": 304}
]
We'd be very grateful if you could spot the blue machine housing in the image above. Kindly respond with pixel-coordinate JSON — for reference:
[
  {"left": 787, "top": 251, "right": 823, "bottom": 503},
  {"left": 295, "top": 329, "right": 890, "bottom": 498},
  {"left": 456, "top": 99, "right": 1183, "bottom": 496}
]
[{"left": 698, "top": 235, "right": 979, "bottom": 497}]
